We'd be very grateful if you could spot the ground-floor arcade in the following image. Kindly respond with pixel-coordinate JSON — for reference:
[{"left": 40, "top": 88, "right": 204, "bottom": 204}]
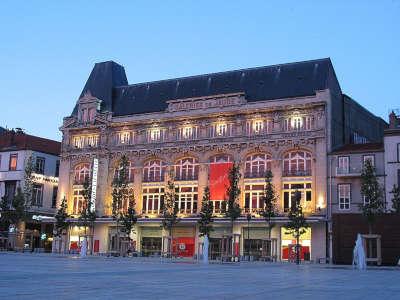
[{"left": 57, "top": 217, "right": 327, "bottom": 262}]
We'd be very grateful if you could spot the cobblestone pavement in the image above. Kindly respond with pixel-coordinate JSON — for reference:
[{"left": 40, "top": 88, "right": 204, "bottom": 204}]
[{"left": 0, "top": 253, "right": 399, "bottom": 299}]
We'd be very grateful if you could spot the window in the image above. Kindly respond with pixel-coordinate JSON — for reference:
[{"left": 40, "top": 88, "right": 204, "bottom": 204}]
[
  {"left": 55, "top": 160, "right": 60, "bottom": 177},
  {"left": 74, "top": 163, "right": 91, "bottom": 184},
  {"left": 116, "top": 131, "right": 133, "bottom": 145},
  {"left": 363, "top": 155, "right": 374, "bottom": 167},
  {"left": 9, "top": 153, "right": 18, "bottom": 171},
  {"left": 283, "top": 151, "right": 312, "bottom": 176},
  {"left": 304, "top": 116, "right": 314, "bottom": 130},
  {"left": 87, "top": 135, "right": 99, "bottom": 147},
  {"left": 142, "top": 187, "right": 164, "bottom": 215},
  {"left": 175, "top": 157, "right": 199, "bottom": 181},
  {"left": 209, "top": 154, "right": 233, "bottom": 164},
  {"left": 177, "top": 126, "right": 198, "bottom": 140},
  {"left": 143, "top": 160, "right": 165, "bottom": 182},
  {"left": 283, "top": 119, "right": 291, "bottom": 131},
  {"left": 114, "top": 161, "right": 135, "bottom": 182},
  {"left": 210, "top": 123, "right": 232, "bottom": 138},
  {"left": 244, "top": 153, "right": 272, "bottom": 178},
  {"left": 291, "top": 117, "right": 302, "bottom": 131},
  {"left": 176, "top": 186, "right": 198, "bottom": 214},
  {"left": 338, "top": 184, "right": 351, "bottom": 210},
  {"left": 244, "top": 184, "right": 265, "bottom": 213},
  {"left": 72, "top": 135, "right": 98, "bottom": 148},
  {"left": 73, "top": 188, "right": 85, "bottom": 214},
  {"left": 338, "top": 156, "right": 349, "bottom": 174},
  {"left": 282, "top": 182, "right": 312, "bottom": 212},
  {"left": 253, "top": 120, "right": 263, "bottom": 134},
  {"left": 149, "top": 128, "right": 163, "bottom": 142},
  {"left": 72, "top": 136, "right": 84, "bottom": 149},
  {"left": 216, "top": 123, "right": 227, "bottom": 136},
  {"left": 35, "top": 157, "right": 45, "bottom": 174},
  {"left": 363, "top": 195, "right": 369, "bottom": 205},
  {"left": 32, "top": 184, "right": 43, "bottom": 206},
  {"left": 52, "top": 186, "right": 58, "bottom": 208},
  {"left": 88, "top": 108, "right": 96, "bottom": 122}
]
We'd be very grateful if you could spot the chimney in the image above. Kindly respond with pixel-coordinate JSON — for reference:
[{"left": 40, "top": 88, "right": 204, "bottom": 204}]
[{"left": 389, "top": 111, "right": 399, "bottom": 129}]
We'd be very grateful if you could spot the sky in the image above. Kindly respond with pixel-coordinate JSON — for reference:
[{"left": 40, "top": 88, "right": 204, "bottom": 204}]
[{"left": 0, "top": 1, "right": 399, "bottom": 141}]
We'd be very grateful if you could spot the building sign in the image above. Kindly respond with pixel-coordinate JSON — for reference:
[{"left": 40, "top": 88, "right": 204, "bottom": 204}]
[
  {"left": 90, "top": 158, "right": 99, "bottom": 212},
  {"left": 32, "top": 173, "right": 59, "bottom": 184},
  {"left": 167, "top": 93, "right": 246, "bottom": 112},
  {"left": 209, "top": 162, "right": 233, "bottom": 200}
]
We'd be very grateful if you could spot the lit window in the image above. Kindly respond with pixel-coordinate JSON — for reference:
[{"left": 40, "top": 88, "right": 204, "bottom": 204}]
[
  {"left": 245, "top": 153, "right": 272, "bottom": 178},
  {"left": 175, "top": 157, "right": 199, "bottom": 181},
  {"left": 283, "top": 151, "right": 312, "bottom": 176},
  {"left": 87, "top": 135, "right": 98, "bottom": 147},
  {"left": 283, "top": 183, "right": 312, "bottom": 212},
  {"left": 291, "top": 117, "right": 302, "bottom": 131},
  {"left": 216, "top": 123, "right": 227, "bottom": 136},
  {"left": 74, "top": 163, "right": 91, "bottom": 184},
  {"left": 176, "top": 186, "right": 198, "bottom": 214},
  {"left": 142, "top": 187, "right": 164, "bottom": 215},
  {"left": 338, "top": 184, "right": 350, "bottom": 210},
  {"left": 117, "top": 131, "right": 132, "bottom": 145},
  {"left": 253, "top": 120, "right": 264, "bottom": 134},
  {"left": 73, "top": 136, "right": 84, "bottom": 149},
  {"left": 9, "top": 154, "right": 18, "bottom": 171},
  {"left": 182, "top": 126, "right": 193, "bottom": 139},
  {"left": 73, "top": 188, "right": 85, "bottom": 215},
  {"left": 143, "top": 160, "right": 165, "bottom": 182},
  {"left": 149, "top": 128, "right": 161, "bottom": 142},
  {"left": 244, "top": 184, "right": 265, "bottom": 214}
]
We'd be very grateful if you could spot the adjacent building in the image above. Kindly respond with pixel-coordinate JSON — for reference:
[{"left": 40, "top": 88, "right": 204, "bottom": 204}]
[
  {"left": 0, "top": 129, "right": 61, "bottom": 251},
  {"left": 58, "top": 58, "right": 385, "bottom": 261}
]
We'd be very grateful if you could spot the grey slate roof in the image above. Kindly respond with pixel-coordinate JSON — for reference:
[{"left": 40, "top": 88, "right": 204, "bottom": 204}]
[{"left": 74, "top": 58, "right": 338, "bottom": 117}]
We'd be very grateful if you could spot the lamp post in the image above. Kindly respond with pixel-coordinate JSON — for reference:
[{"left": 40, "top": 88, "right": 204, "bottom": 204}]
[{"left": 246, "top": 213, "right": 251, "bottom": 260}]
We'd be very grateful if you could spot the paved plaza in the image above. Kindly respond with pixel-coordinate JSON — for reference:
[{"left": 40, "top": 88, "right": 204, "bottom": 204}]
[{"left": 0, "top": 253, "right": 399, "bottom": 299}]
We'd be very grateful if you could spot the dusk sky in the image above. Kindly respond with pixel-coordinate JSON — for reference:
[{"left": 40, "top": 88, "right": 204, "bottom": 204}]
[{"left": 0, "top": 1, "right": 399, "bottom": 141}]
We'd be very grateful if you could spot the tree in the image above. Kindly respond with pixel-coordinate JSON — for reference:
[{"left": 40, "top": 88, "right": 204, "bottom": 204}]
[
  {"left": 120, "top": 198, "right": 138, "bottom": 241},
  {"left": 260, "top": 170, "right": 277, "bottom": 239},
  {"left": 285, "top": 190, "right": 309, "bottom": 265},
  {"left": 54, "top": 196, "right": 70, "bottom": 253},
  {"left": 24, "top": 155, "right": 34, "bottom": 210},
  {"left": 223, "top": 163, "right": 242, "bottom": 235},
  {"left": 162, "top": 172, "right": 179, "bottom": 256},
  {"left": 390, "top": 185, "right": 400, "bottom": 214},
  {"left": 79, "top": 177, "right": 97, "bottom": 254},
  {"left": 359, "top": 159, "right": 384, "bottom": 234},
  {"left": 111, "top": 155, "right": 134, "bottom": 253},
  {"left": 198, "top": 186, "right": 214, "bottom": 237}
]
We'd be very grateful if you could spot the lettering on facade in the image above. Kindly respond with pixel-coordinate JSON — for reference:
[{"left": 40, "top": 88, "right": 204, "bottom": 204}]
[
  {"left": 167, "top": 93, "right": 246, "bottom": 112},
  {"left": 90, "top": 158, "right": 99, "bottom": 212},
  {"left": 32, "top": 173, "right": 59, "bottom": 184}
]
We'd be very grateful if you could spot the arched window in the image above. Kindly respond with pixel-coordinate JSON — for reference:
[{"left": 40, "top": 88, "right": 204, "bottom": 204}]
[
  {"left": 114, "top": 161, "right": 135, "bottom": 183},
  {"left": 143, "top": 159, "right": 166, "bottom": 182},
  {"left": 283, "top": 151, "right": 312, "bottom": 176},
  {"left": 74, "top": 163, "right": 91, "bottom": 184},
  {"left": 245, "top": 153, "right": 272, "bottom": 178},
  {"left": 175, "top": 157, "right": 199, "bottom": 181}
]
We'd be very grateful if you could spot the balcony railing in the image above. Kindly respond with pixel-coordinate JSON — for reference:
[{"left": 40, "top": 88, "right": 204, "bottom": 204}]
[
  {"left": 244, "top": 171, "right": 267, "bottom": 179},
  {"left": 142, "top": 175, "right": 165, "bottom": 183},
  {"left": 174, "top": 174, "right": 198, "bottom": 181},
  {"left": 282, "top": 169, "right": 311, "bottom": 177},
  {"left": 336, "top": 167, "right": 362, "bottom": 177}
]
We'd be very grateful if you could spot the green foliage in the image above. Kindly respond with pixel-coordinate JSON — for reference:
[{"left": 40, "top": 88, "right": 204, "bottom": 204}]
[
  {"left": 111, "top": 155, "right": 131, "bottom": 220},
  {"left": 54, "top": 196, "right": 69, "bottom": 236},
  {"left": 222, "top": 163, "right": 242, "bottom": 232},
  {"left": 0, "top": 188, "right": 29, "bottom": 228},
  {"left": 260, "top": 170, "right": 277, "bottom": 237},
  {"left": 390, "top": 185, "right": 400, "bottom": 214},
  {"left": 24, "top": 155, "right": 34, "bottom": 208},
  {"left": 120, "top": 198, "right": 138, "bottom": 239},
  {"left": 162, "top": 176, "right": 179, "bottom": 235},
  {"left": 198, "top": 186, "right": 214, "bottom": 237},
  {"left": 79, "top": 177, "right": 97, "bottom": 230},
  {"left": 359, "top": 159, "right": 384, "bottom": 231}
]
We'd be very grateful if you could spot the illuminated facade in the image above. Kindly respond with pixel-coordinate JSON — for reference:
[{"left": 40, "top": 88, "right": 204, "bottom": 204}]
[{"left": 58, "top": 59, "right": 385, "bottom": 261}]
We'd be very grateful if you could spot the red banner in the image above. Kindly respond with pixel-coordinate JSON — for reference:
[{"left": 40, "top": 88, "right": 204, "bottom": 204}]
[{"left": 209, "top": 162, "right": 232, "bottom": 200}]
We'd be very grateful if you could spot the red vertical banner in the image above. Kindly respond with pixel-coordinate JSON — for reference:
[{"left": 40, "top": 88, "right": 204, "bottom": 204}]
[
  {"left": 94, "top": 240, "right": 100, "bottom": 253},
  {"left": 209, "top": 162, "right": 233, "bottom": 200}
]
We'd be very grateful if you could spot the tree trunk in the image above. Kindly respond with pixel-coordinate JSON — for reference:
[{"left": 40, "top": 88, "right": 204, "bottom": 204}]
[
  {"left": 368, "top": 223, "right": 373, "bottom": 261},
  {"left": 296, "top": 231, "right": 300, "bottom": 265}
]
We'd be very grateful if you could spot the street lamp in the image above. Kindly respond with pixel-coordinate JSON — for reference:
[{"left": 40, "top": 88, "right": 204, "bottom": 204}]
[{"left": 246, "top": 213, "right": 251, "bottom": 260}]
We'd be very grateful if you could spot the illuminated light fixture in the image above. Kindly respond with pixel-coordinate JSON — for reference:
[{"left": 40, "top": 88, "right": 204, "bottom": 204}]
[{"left": 317, "top": 195, "right": 325, "bottom": 210}]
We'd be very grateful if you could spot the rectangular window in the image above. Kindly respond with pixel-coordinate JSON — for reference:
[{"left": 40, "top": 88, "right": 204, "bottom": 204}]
[
  {"left": 338, "top": 184, "right": 350, "bottom": 210},
  {"left": 55, "top": 160, "right": 60, "bottom": 177},
  {"left": 363, "top": 195, "right": 369, "bottom": 205},
  {"left": 304, "top": 116, "right": 314, "bottom": 130},
  {"left": 73, "top": 189, "right": 84, "bottom": 214},
  {"left": 116, "top": 131, "right": 133, "bottom": 145},
  {"left": 244, "top": 184, "right": 264, "bottom": 213},
  {"left": 282, "top": 182, "right": 312, "bottom": 212},
  {"left": 9, "top": 154, "right": 18, "bottom": 171},
  {"left": 363, "top": 155, "right": 375, "bottom": 167},
  {"left": 338, "top": 156, "right": 349, "bottom": 174},
  {"left": 52, "top": 186, "right": 58, "bottom": 208},
  {"left": 35, "top": 157, "right": 45, "bottom": 174},
  {"left": 32, "top": 184, "right": 44, "bottom": 207},
  {"left": 142, "top": 187, "right": 164, "bottom": 214}
]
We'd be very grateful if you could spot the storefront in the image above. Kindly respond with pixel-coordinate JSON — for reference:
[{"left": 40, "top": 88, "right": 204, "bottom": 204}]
[
  {"left": 171, "top": 227, "right": 195, "bottom": 257},
  {"left": 209, "top": 227, "right": 231, "bottom": 260},
  {"left": 140, "top": 227, "right": 162, "bottom": 256},
  {"left": 281, "top": 227, "right": 311, "bottom": 261},
  {"left": 242, "top": 227, "right": 269, "bottom": 259}
]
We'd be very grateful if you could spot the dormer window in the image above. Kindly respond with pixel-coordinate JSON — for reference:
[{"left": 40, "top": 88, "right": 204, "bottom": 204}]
[{"left": 77, "top": 91, "right": 101, "bottom": 124}]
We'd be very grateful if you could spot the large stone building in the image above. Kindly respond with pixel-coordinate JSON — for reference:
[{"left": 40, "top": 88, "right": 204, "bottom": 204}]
[
  {"left": 0, "top": 130, "right": 61, "bottom": 251},
  {"left": 58, "top": 58, "right": 385, "bottom": 261}
]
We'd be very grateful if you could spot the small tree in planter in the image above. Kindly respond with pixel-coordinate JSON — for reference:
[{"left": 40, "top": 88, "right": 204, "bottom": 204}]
[
  {"left": 285, "top": 190, "right": 308, "bottom": 265},
  {"left": 120, "top": 197, "right": 138, "bottom": 254},
  {"left": 390, "top": 185, "right": 400, "bottom": 214},
  {"left": 162, "top": 175, "right": 179, "bottom": 256},
  {"left": 260, "top": 170, "right": 277, "bottom": 239},
  {"left": 80, "top": 178, "right": 97, "bottom": 254},
  {"left": 198, "top": 186, "right": 214, "bottom": 237},
  {"left": 54, "top": 196, "right": 70, "bottom": 253},
  {"left": 111, "top": 155, "right": 132, "bottom": 253}
]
